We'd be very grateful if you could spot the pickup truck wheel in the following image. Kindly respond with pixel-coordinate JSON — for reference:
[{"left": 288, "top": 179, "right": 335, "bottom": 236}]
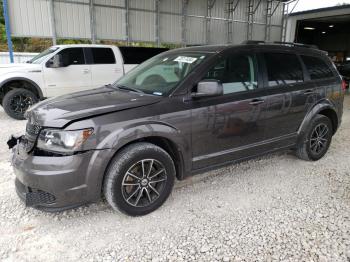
[
  {"left": 295, "top": 114, "right": 333, "bottom": 161},
  {"left": 2, "top": 88, "right": 38, "bottom": 120},
  {"left": 104, "top": 142, "right": 175, "bottom": 216}
]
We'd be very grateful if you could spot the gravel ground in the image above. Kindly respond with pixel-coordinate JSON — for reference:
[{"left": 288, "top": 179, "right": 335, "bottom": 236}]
[{"left": 0, "top": 95, "right": 350, "bottom": 262}]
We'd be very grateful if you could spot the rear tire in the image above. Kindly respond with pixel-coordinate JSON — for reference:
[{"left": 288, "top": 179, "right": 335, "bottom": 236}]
[
  {"left": 295, "top": 114, "right": 333, "bottom": 161},
  {"left": 103, "top": 142, "right": 176, "bottom": 216},
  {"left": 3, "top": 88, "right": 38, "bottom": 120}
]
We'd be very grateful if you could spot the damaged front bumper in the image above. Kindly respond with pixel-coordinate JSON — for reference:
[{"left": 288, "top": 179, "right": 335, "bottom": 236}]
[
  {"left": 7, "top": 135, "right": 20, "bottom": 150},
  {"left": 8, "top": 135, "right": 100, "bottom": 211}
]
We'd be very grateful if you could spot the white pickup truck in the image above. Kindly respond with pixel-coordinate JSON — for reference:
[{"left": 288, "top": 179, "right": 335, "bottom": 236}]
[{"left": 0, "top": 44, "right": 167, "bottom": 119}]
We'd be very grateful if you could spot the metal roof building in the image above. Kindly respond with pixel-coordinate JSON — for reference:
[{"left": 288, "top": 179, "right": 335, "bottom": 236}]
[
  {"left": 285, "top": 4, "right": 350, "bottom": 62},
  {"left": 6, "top": 0, "right": 292, "bottom": 46}
]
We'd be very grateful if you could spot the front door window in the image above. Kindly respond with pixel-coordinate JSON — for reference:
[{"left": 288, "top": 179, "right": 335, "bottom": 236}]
[{"left": 202, "top": 54, "right": 258, "bottom": 94}]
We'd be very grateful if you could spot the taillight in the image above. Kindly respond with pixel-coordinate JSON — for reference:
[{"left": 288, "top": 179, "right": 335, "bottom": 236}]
[{"left": 341, "top": 80, "right": 347, "bottom": 91}]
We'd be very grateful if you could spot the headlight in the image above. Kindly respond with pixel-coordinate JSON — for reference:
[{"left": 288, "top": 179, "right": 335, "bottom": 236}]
[{"left": 37, "top": 128, "right": 93, "bottom": 153}]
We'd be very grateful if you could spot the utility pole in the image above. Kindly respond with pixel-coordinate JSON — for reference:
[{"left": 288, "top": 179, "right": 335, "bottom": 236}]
[{"left": 2, "top": 0, "right": 14, "bottom": 63}]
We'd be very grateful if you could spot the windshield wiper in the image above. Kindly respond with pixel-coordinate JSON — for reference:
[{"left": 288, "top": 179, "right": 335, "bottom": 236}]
[{"left": 114, "top": 85, "right": 144, "bottom": 94}]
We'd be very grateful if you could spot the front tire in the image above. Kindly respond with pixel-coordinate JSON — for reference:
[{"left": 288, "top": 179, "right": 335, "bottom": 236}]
[
  {"left": 103, "top": 142, "right": 176, "bottom": 216},
  {"left": 3, "top": 88, "right": 38, "bottom": 120},
  {"left": 295, "top": 114, "right": 333, "bottom": 161}
]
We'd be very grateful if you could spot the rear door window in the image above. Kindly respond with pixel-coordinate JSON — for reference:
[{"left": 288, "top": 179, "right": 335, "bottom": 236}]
[
  {"left": 91, "top": 48, "right": 116, "bottom": 64},
  {"left": 264, "top": 53, "right": 303, "bottom": 87},
  {"left": 301, "top": 55, "right": 334, "bottom": 80}
]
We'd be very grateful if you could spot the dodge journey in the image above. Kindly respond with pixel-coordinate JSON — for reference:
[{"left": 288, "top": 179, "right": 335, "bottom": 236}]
[{"left": 8, "top": 42, "right": 345, "bottom": 216}]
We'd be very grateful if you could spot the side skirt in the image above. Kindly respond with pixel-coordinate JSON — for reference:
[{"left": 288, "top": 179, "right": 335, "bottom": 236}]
[{"left": 188, "top": 143, "right": 296, "bottom": 178}]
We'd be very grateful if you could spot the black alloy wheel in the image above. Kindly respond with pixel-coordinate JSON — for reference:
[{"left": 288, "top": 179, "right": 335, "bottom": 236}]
[
  {"left": 3, "top": 88, "right": 38, "bottom": 120},
  {"left": 104, "top": 142, "right": 175, "bottom": 216},
  {"left": 10, "top": 94, "right": 33, "bottom": 114},
  {"left": 121, "top": 159, "right": 168, "bottom": 207},
  {"left": 309, "top": 123, "right": 330, "bottom": 155},
  {"left": 295, "top": 114, "right": 333, "bottom": 161}
]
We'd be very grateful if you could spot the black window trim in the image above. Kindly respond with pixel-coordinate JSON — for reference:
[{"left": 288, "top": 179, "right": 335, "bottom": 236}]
[
  {"left": 296, "top": 53, "right": 311, "bottom": 82},
  {"left": 83, "top": 47, "right": 93, "bottom": 64}
]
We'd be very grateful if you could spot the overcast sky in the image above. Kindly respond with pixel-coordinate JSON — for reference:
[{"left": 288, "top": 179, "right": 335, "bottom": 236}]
[{"left": 292, "top": 0, "right": 350, "bottom": 12}]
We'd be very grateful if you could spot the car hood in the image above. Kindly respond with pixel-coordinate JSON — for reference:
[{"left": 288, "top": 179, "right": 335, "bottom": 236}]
[
  {"left": 0, "top": 63, "right": 41, "bottom": 74},
  {"left": 26, "top": 86, "right": 162, "bottom": 128}
]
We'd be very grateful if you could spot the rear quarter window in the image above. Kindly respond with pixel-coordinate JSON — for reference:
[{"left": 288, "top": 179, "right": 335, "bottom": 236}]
[
  {"left": 301, "top": 55, "right": 334, "bottom": 80},
  {"left": 91, "top": 48, "right": 116, "bottom": 64}
]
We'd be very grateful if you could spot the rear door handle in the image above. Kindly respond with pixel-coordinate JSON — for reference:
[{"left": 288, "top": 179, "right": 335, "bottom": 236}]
[
  {"left": 249, "top": 99, "right": 265, "bottom": 105},
  {"left": 83, "top": 69, "right": 90, "bottom": 74},
  {"left": 304, "top": 89, "right": 315, "bottom": 95}
]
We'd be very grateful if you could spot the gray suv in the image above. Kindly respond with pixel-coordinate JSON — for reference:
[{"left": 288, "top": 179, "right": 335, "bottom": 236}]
[{"left": 8, "top": 42, "right": 345, "bottom": 216}]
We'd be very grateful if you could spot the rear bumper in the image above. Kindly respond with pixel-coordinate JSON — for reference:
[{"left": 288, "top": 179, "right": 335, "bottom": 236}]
[{"left": 11, "top": 142, "right": 113, "bottom": 211}]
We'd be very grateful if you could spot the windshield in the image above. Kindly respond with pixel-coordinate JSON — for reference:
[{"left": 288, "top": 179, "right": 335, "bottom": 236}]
[
  {"left": 27, "top": 47, "right": 59, "bottom": 64},
  {"left": 113, "top": 52, "right": 209, "bottom": 96}
]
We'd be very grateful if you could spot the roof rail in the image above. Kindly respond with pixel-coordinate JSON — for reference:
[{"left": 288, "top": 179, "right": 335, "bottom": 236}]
[
  {"left": 273, "top": 41, "right": 319, "bottom": 49},
  {"left": 241, "top": 40, "right": 265, "bottom": 45},
  {"left": 241, "top": 40, "right": 319, "bottom": 50}
]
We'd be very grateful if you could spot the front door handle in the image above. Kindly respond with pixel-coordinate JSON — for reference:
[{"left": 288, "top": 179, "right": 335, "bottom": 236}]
[
  {"left": 249, "top": 99, "right": 265, "bottom": 105},
  {"left": 83, "top": 69, "right": 90, "bottom": 74}
]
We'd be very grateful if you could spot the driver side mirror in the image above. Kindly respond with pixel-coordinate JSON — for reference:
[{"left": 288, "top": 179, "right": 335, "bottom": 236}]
[
  {"left": 192, "top": 80, "right": 223, "bottom": 98},
  {"left": 46, "top": 54, "right": 64, "bottom": 68}
]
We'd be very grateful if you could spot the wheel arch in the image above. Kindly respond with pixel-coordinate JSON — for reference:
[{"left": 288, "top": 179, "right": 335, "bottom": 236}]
[
  {"left": 93, "top": 120, "right": 191, "bottom": 193},
  {"left": 0, "top": 77, "right": 44, "bottom": 103},
  {"left": 298, "top": 102, "right": 339, "bottom": 137},
  {"left": 113, "top": 136, "right": 185, "bottom": 180},
  {"left": 110, "top": 135, "right": 184, "bottom": 180},
  {"left": 318, "top": 108, "right": 338, "bottom": 134},
  {"left": 98, "top": 135, "right": 186, "bottom": 199}
]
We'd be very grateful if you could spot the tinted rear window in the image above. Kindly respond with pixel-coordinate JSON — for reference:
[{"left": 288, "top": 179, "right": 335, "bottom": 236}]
[
  {"left": 301, "top": 55, "right": 334, "bottom": 80},
  {"left": 264, "top": 53, "right": 303, "bottom": 87},
  {"left": 119, "top": 47, "right": 169, "bottom": 64},
  {"left": 91, "top": 48, "right": 116, "bottom": 64}
]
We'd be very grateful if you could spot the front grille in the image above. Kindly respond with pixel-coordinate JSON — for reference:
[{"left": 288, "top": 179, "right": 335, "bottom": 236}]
[
  {"left": 25, "top": 190, "right": 56, "bottom": 206},
  {"left": 15, "top": 179, "right": 56, "bottom": 206}
]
